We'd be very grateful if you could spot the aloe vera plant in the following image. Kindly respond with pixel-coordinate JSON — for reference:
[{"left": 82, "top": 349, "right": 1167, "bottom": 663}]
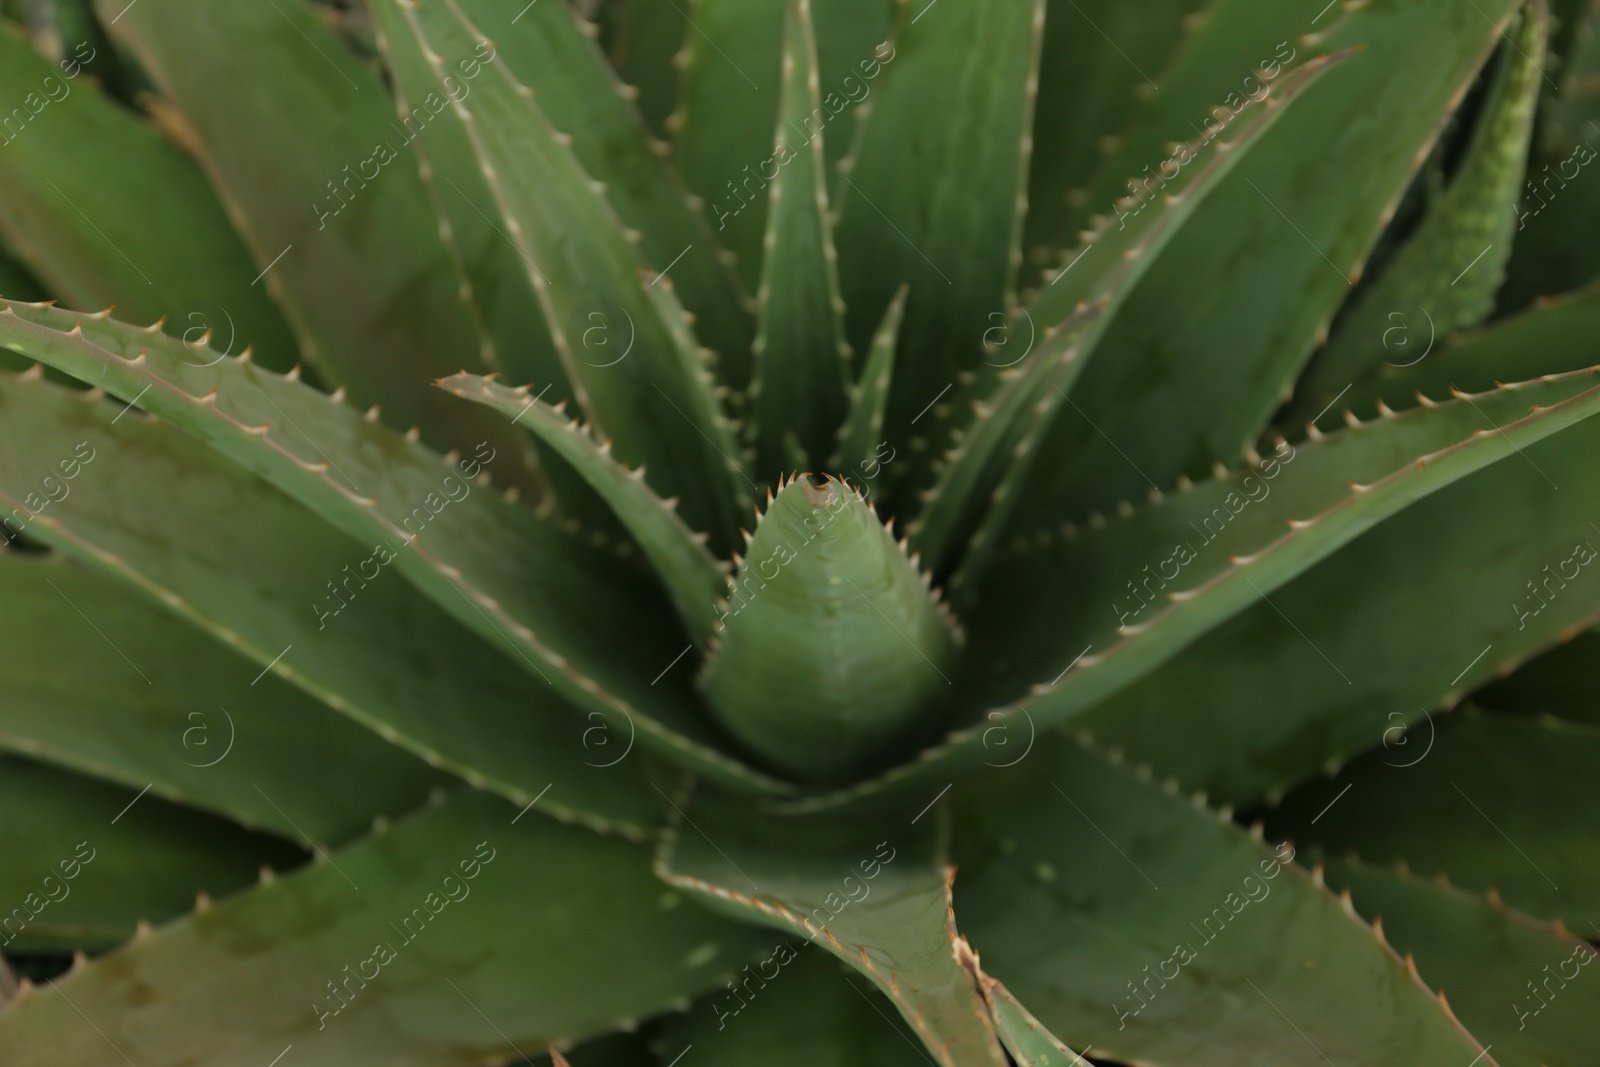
[{"left": 0, "top": 0, "right": 1596, "bottom": 1064}]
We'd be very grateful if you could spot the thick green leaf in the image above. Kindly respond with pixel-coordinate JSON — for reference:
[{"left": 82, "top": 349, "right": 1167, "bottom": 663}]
[
  {"left": 833, "top": 0, "right": 1043, "bottom": 476},
  {"left": 953, "top": 736, "right": 1495, "bottom": 1067},
  {"left": 1328, "top": 860, "right": 1600, "bottom": 1067},
  {"left": 909, "top": 54, "right": 1341, "bottom": 586},
  {"left": 748, "top": 0, "right": 852, "bottom": 477},
  {"left": 1290, "top": 3, "right": 1548, "bottom": 428},
  {"left": 0, "top": 548, "right": 442, "bottom": 845},
  {"left": 1500, "top": 0, "right": 1600, "bottom": 308},
  {"left": 1022, "top": 0, "right": 1209, "bottom": 271},
  {"left": 657, "top": 786, "right": 1008, "bottom": 1067},
  {"left": 0, "top": 365, "right": 646, "bottom": 837},
  {"left": 603, "top": 0, "right": 685, "bottom": 140},
  {"left": 385, "top": 0, "right": 750, "bottom": 547},
  {"left": 0, "top": 25, "right": 299, "bottom": 371},
  {"left": 701, "top": 476, "right": 959, "bottom": 783},
  {"left": 1271, "top": 711, "right": 1600, "bottom": 924},
  {"left": 0, "top": 789, "right": 772, "bottom": 1066},
  {"left": 438, "top": 371, "right": 729, "bottom": 647},
  {"left": 378, "top": 0, "right": 754, "bottom": 391},
  {"left": 1002, "top": 0, "right": 1522, "bottom": 535},
  {"left": 783, "top": 365, "right": 1600, "bottom": 814},
  {"left": 1071, "top": 415, "right": 1600, "bottom": 810},
  {"left": 979, "top": 976, "right": 1091, "bottom": 1067},
  {"left": 1336, "top": 282, "right": 1600, "bottom": 426},
  {"left": 674, "top": 0, "right": 894, "bottom": 290},
  {"left": 831, "top": 285, "right": 902, "bottom": 477},
  {"left": 0, "top": 300, "right": 792, "bottom": 797},
  {"left": 664, "top": 950, "right": 930, "bottom": 1067},
  {"left": 0, "top": 753, "right": 302, "bottom": 953},
  {"left": 1474, "top": 627, "right": 1600, "bottom": 726},
  {"left": 97, "top": 0, "right": 535, "bottom": 489}
]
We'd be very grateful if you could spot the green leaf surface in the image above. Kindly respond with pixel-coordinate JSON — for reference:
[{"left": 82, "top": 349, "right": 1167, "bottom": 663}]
[
  {"left": 1327, "top": 860, "right": 1600, "bottom": 1067},
  {"left": 953, "top": 736, "right": 1495, "bottom": 1067},
  {"left": 1002, "top": 0, "right": 1522, "bottom": 535},
  {"left": 663, "top": 950, "right": 931, "bottom": 1067},
  {"left": 0, "top": 365, "right": 648, "bottom": 837},
  {"left": 701, "top": 476, "right": 959, "bottom": 783},
  {"left": 748, "top": 0, "right": 852, "bottom": 477},
  {"left": 833, "top": 0, "right": 1043, "bottom": 474},
  {"left": 97, "top": 0, "right": 535, "bottom": 489},
  {"left": 1336, "top": 282, "right": 1600, "bottom": 427},
  {"left": 1474, "top": 627, "right": 1600, "bottom": 725},
  {"left": 784, "top": 365, "right": 1600, "bottom": 814},
  {"left": 385, "top": 0, "right": 750, "bottom": 547},
  {"left": 909, "top": 54, "right": 1340, "bottom": 586},
  {"left": 1071, "top": 413, "right": 1600, "bottom": 810},
  {"left": 0, "top": 300, "right": 791, "bottom": 797},
  {"left": 0, "top": 547, "right": 443, "bottom": 845},
  {"left": 1271, "top": 711, "right": 1600, "bottom": 925},
  {"left": 0, "top": 25, "right": 299, "bottom": 371},
  {"left": 0, "top": 752, "right": 302, "bottom": 954},
  {"left": 978, "top": 976, "right": 1089, "bottom": 1067},
  {"left": 1022, "top": 0, "right": 1209, "bottom": 271},
  {"left": 656, "top": 785, "right": 1008, "bottom": 1067},
  {"left": 1289, "top": 2, "right": 1548, "bottom": 429},
  {"left": 438, "top": 371, "right": 729, "bottom": 647},
  {"left": 0, "top": 789, "right": 772, "bottom": 1066},
  {"left": 446, "top": 0, "right": 754, "bottom": 388},
  {"left": 673, "top": 0, "right": 894, "bottom": 291},
  {"left": 831, "top": 285, "right": 902, "bottom": 477},
  {"left": 604, "top": 0, "right": 685, "bottom": 140}
]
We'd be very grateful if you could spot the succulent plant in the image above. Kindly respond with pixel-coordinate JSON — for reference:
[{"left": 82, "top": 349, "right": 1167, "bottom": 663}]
[{"left": 0, "top": 0, "right": 1596, "bottom": 1064}]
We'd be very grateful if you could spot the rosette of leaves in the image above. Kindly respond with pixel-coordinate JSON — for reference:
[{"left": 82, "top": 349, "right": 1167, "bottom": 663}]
[{"left": 0, "top": 0, "right": 1595, "bottom": 1064}]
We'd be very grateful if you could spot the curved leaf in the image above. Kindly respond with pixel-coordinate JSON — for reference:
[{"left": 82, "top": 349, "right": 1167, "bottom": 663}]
[
  {"left": 782, "top": 366, "right": 1600, "bottom": 813},
  {"left": 748, "top": 0, "right": 852, "bottom": 477},
  {"left": 0, "top": 752, "right": 302, "bottom": 954},
  {"left": 0, "top": 549, "right": 443, "bottom": 845},
  {"left": 1271, "top": 711, "right": 1600, "bottom": 924},
  {"left": 832, "top": 0, "right": 1044, "bottom": 483},
  {"left": 0, "top": 789, "right": 772, "bottom": 1066},
  {"left": 656, "top": 784, "right": 1008, "bottom": 1067},
  {"left": 384, "top": 0, "right": 750, "bottom": 547},
  {"left": 0, "top": 24, "right": 299, "bottom": 371},
  {"left": 1002, "top": 0, "right": 1523, "bottom": 534},
  {"left": 0, "top": 366, "right": 644, "bottom": 837},
  {"left": 0, "top": 300, "right": 793, "bottom": 797},
  {"left": 953, "top": 736, "right": 1496, "bottom": 1067},
  {"left": 1289, "top": 2, "right": 1548, "bottom": 428},
  {"left": 831, "top": 285, "right": 903, "bottom": 476},
  {"left": 437, "top": 371, "right": 729, "bottom": 648},
  {"left": 673, "top": 0, "right": 894, "bottom": 290},
  {"left": 1328, "top": 860, "right": 1600, "bottom": 1067}
]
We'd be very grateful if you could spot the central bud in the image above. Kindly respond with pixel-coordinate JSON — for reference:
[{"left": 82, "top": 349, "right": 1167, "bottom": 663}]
[{"left": 699, "top": 475, "right": 960, "bottom": 783}]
